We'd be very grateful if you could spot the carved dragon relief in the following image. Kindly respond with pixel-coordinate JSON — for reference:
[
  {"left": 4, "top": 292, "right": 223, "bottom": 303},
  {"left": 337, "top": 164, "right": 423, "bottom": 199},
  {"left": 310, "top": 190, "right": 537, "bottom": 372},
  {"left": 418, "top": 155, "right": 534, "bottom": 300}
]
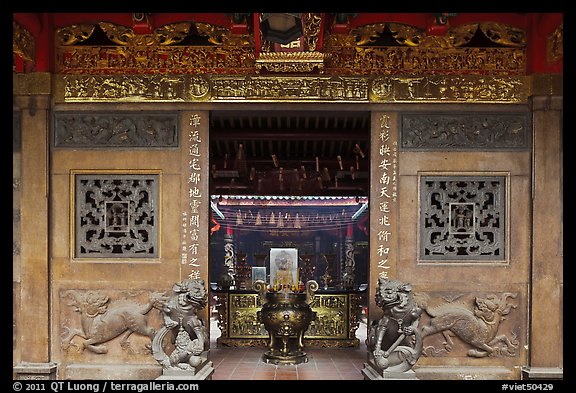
[{"left": 416, "top": 292, "right": 519, "bottom": 358}]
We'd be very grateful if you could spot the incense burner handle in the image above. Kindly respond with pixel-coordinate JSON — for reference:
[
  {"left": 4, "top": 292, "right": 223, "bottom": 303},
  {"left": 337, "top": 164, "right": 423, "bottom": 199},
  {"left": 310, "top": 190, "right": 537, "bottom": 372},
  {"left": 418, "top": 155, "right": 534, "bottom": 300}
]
[
  {"left": 254, "top": 280, "right": 268, "bottom": 304},
  {"left": 305, "top": 280, "right": 319, "bottom": 305}
]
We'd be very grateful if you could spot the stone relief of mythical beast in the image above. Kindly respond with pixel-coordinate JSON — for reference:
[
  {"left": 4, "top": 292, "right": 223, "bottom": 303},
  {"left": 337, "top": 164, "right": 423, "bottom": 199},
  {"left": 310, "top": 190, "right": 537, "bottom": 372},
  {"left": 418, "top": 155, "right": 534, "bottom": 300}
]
[
  {"left": 418, "top": 292, "right": 519, "bottom": 358},
  {"left": 61, "top": 290, "right": 166, "bottom": 354}
]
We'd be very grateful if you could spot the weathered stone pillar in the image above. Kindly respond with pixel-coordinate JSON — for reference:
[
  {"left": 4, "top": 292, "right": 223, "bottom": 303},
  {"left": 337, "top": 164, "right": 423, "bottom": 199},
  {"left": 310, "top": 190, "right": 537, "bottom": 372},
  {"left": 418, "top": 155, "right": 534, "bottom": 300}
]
[
  {"left": 179, "top": 110, "right": 211, "bottom": 338},
  {"left": 368, "top": 112, "right": 400, "bottom": 321},
  {"left": 522, "top": 84, "right": 563, "bottom": 379},
  {"left": 13, "top": 73, "right": 57, "bottom": 379}
]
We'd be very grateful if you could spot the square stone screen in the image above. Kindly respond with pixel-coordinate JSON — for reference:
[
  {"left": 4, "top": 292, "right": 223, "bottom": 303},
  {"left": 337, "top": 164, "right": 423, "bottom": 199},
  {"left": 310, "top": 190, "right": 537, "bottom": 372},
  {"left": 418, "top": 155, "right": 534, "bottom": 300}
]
[
  {"left": 74, "top": 173, "right": 159, "bottom": 258},
  {"left": 419, "top": 175, "right": 506, "bottom": 263}
]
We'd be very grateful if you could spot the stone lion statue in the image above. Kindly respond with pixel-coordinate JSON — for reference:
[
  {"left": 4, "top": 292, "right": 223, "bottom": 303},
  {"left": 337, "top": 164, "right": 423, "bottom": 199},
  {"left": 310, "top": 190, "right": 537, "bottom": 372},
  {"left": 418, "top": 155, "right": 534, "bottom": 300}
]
[
  {"left": 366, "top": 277, "right": 423, "bottom": 374},
  {"left": 152, "top": 278, "right": 209, "bottom": 371}
]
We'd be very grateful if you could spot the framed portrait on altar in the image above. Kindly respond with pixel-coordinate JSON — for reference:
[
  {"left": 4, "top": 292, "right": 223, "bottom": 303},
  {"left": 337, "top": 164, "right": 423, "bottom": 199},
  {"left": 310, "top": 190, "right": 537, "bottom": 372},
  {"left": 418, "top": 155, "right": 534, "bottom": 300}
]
[
  {"left": 251, "top": 266, "right": 267, "bottom": 286},
  {"left": 270, "top": 248, "right": 298, "bottom": 288}
]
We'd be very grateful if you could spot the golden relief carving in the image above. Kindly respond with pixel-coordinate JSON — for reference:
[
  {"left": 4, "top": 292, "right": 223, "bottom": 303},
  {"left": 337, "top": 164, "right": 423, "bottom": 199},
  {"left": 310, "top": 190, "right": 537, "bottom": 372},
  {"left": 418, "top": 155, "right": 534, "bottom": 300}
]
[
  {"left": 99, "top": 22, "right": 192, "bottom": 46},
  {"left": 255, "top": 52, "right": 325, "bottom": 73},
  {"left": 547, "top": 23, "right": 563, "bottom": 63},
  {"left": 56, "top": 24, "right": 95, "bottom": 46},
  {"left": 195, "top": 22, "right": 253, "bottom": 46},
  {"left": 338, "top": 22, "right": 526, "bottom": 49},
  {"left": 229, "top": 294, "right": 267, "bottom": 338},
  {"left": 13, "top": 21, "right": 34, "bottom": 62},
  {"left": 303, "top": 13, "right": 322, "bottom": 51},
  {"left": 59, "top": 74, "right": 528, "bottom": 103},
  {"left": 321, "top": 22, "right": 526, "bottom": 76},
  {"left": 307, "top": 294, "right": 348, "bottom": 339},
  {"left": 56, "top": 46, "right": 255, "bottom": 74},
  {"left": 324, "top": 47, "right": 525, "bottom": 76},
  {"left": 480, "top": 22, "right": 526, "bottom": 47},
  {"left": 53, "top": 21, "right": 526, "bottom": 76}
]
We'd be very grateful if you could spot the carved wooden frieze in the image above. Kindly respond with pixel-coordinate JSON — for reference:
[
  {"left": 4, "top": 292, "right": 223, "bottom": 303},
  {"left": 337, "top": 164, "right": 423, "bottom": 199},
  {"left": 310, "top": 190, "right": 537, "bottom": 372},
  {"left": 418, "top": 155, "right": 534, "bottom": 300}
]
[
  {"left": 73, "top": 172, "right": 159, "bottom": 259},
  {"left": 58, "top": 74, "right": 529, "bottom": 103},
  {"left": 419, "top": 175, "right": 507, "bottom": 263},
  {"left": 401, "top": 113, "right": 530, "bottom": 150},
  {"left": 53, "top": 112, "right": 179, "bottom": 148},
  {"left": 54, "top": 21, "right": 526, "bottom": 76},
  {"left": 59, "top": 289, "right": 165, "bottom": 357},
  {"left": 416, "top": 291, "right": 520, "bottom": 358}
]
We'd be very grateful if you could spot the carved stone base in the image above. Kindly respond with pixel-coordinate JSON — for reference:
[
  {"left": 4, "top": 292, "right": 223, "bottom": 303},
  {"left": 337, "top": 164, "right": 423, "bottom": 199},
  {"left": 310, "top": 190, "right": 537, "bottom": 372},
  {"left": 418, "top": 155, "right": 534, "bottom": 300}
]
[
  {"left": 65, "top": 364, "right": 162, "bottom": 380},
  {"left": 521, "top": 367, "right": 563, "bottom": 380},
  {"left": 156, "top": 353, "right": 214, "bottom": 380},
  {"left": 415, "top": 366, "right": 514, "bottom": 380},
  {"left": 362, "top": 361, "right": 419, "bottom": 380},
  {"left": 13, "top": 362, "right": 58, "bottom": 380},
  {"left": 156, "top": 361, "right": 214, "bottom": 380}
]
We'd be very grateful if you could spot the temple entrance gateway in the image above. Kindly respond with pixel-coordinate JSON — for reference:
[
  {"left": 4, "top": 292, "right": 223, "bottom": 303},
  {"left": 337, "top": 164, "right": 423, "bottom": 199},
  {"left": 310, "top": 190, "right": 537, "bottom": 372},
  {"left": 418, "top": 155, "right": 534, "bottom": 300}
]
[
  {"left": 12, "top": 12, "right": 562, "bottom": 381},
  {"left": 207, "top": 110, "right": 371, "bottom": 349}
]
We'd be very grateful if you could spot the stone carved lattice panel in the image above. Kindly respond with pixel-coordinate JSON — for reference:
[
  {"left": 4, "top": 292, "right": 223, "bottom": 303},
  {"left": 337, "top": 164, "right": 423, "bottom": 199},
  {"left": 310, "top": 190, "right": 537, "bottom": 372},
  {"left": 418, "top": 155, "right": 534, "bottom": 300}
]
[
  {"left": 419, "top": 175, "right": 506, "bottom": 262},
  {"left": 74, "top": 173, "right": 159, "bottom": 258}
]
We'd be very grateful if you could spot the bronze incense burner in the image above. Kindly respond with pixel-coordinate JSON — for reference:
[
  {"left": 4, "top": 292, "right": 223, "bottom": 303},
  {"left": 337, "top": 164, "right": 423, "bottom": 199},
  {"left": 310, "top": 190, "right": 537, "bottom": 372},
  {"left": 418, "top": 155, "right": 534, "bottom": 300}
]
[{"left": 255, "top": 280, "right": 318, "bottom": 365}]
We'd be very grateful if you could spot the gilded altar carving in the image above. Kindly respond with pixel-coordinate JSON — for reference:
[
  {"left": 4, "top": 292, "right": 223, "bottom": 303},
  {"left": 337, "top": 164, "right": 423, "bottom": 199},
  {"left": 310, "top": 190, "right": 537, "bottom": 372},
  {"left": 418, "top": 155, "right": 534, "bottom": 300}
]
[
  {"left": 214, "top": 290, "right": 364, "bottom": 348},
  {"left": 417, "top": 292, "right": 519, "bottom": 358},
  {"left": 228, "top": 294, "right": 267, "bottom": 338},
  {"left": 307, "top": 295, "right": 347, "bottom": 339}
]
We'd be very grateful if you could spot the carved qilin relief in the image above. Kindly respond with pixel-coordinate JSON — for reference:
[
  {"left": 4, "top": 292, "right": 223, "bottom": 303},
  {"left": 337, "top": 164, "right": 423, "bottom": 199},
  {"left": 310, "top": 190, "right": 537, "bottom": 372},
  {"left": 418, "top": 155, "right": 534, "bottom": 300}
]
[
  {"left": 60, "top": 289, "right": 166, "bottom": 355},
  {"left": 416, "top": 292, "right": 519, "bottom": 358}
]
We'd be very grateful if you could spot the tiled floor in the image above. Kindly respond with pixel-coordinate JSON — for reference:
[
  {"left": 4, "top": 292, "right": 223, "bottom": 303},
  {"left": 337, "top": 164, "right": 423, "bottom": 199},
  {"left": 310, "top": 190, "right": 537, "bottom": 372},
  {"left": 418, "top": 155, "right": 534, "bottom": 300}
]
[{"left": 209, "top": 317, "right": 369, "bottom": 380}]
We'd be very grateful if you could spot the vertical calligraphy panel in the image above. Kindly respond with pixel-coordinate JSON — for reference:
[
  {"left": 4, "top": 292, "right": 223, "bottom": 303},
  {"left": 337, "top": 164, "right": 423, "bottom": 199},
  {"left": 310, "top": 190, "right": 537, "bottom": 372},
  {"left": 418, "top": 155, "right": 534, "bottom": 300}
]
[
  {"left": 180, "top": 110, "right": 210, "bottom": 286},
  {"left": 368, "top": 112, "right": 399, "bottom": 319}
]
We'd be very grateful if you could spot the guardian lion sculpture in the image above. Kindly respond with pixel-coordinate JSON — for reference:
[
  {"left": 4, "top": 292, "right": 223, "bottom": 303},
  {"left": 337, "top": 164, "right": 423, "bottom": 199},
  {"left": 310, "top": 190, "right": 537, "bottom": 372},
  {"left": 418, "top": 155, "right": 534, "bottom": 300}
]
[
  {"left": 365, "top": 277, "right": 423, "bottom": 375},
  {"left": 152, "top": 277, "right": 210, "bottom": 371}
]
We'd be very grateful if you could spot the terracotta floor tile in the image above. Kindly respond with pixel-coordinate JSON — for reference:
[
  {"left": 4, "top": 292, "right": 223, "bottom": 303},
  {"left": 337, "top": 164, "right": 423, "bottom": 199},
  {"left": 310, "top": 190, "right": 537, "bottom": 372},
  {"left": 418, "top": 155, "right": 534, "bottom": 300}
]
[{"left": 209, "top": 318, "right": 369, "bottom": 380}]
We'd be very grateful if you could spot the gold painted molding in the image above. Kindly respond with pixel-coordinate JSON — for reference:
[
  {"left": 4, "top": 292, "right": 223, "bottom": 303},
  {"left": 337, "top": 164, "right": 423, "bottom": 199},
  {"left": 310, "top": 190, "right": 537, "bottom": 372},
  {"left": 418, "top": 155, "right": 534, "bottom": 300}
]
[
  {"left": 52, "top": 74, "right": 538, "bottom": 103},
  {"left": 16, "top": 73, "right": 562, "bottom": 102}
]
